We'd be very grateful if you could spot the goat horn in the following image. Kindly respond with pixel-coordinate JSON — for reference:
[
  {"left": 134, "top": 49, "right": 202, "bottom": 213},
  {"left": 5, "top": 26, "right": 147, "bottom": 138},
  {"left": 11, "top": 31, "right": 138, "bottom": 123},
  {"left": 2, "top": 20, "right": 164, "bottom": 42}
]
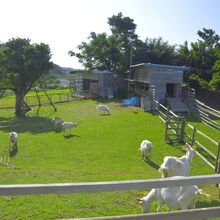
[{"left": 183, "top": 145, "right": 190, "bottom": 149}]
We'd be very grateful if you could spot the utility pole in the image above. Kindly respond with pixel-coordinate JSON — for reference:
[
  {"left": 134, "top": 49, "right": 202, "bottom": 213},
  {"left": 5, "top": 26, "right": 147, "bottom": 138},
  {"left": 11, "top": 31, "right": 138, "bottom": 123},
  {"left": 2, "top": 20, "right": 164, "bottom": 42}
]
[{"left": 129, "top": 41, "right": 134, "bottom": 79}]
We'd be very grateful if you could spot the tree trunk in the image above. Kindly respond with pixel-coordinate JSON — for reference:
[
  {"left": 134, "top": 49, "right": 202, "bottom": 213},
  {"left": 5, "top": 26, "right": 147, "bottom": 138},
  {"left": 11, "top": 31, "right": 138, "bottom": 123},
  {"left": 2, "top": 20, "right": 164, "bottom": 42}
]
[{"left": 15, "top": 92, "right": 25, "bottom": 118}]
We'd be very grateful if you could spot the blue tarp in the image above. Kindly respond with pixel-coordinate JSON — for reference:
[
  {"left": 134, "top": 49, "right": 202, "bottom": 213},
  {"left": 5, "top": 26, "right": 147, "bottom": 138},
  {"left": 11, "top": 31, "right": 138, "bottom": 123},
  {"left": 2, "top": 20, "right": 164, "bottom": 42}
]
[{"left": 123, "top": 97, "right": 140, "bottom": 106}]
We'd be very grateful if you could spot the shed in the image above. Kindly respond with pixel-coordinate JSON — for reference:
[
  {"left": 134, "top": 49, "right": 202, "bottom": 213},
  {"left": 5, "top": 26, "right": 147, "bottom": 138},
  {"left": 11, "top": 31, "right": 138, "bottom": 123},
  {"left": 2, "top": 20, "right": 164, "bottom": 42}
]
[
  {"left": 128, "top": 63, "right": 190, "bottom": 102},
  {"left": 69, "top": 70, "right": 117, "bottom": 98},
  {"left": 127, "top": 63, "right": 190, "bottom": 112}
]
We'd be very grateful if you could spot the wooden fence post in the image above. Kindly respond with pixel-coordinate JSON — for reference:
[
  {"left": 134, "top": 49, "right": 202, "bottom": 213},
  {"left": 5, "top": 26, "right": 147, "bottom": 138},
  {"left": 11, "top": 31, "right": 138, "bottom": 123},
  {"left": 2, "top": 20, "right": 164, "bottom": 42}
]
[
  {"left": 156, "top": 100, "right": 160, "bottom": 115},
  {"left": 166, "top": 106, "right": 170, "bottom": 121},
  {"left": 215, "top": 142, "right": 220, "bottom": 173},
  {"left": 191, "top": 126, "right": 197, "bottom": 146},
  {"left": 180, "top": 117, "right": 186, "bottom": 143}
]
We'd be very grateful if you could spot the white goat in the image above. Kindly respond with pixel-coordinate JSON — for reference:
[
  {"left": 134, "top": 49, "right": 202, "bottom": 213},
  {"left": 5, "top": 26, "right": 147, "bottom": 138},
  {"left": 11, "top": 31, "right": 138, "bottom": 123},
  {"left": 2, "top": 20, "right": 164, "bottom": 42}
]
[
  {"left": 140, "top": 140, "right": 153, "bottom": 160},
  {"left": 52, "top": 117, "right": 63, "bottom": 129},
  {"left": 9, "top": 132, "right": 18, "bottom": 148},
  {"left": 138, "top": 180, "right": 209, "bottom": 213},
  {"left": 96, "top": 104, "right": 110, "bottom": 115},
  {"left": 159, "top": 144, "right": 196, "bottom": 178},
  {"left": 62, "top": 122, "right": 77, "bottom": 136}
]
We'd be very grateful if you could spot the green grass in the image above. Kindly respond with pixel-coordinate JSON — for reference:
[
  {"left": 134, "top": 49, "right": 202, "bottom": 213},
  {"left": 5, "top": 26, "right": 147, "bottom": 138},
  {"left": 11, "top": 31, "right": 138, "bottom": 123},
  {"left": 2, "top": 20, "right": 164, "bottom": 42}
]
[
  {"left": 0, "top": 89, "right": 71, "bottom": 109},
  {"left": 0, "top": 99, "right": 219, "bottom": 219}
]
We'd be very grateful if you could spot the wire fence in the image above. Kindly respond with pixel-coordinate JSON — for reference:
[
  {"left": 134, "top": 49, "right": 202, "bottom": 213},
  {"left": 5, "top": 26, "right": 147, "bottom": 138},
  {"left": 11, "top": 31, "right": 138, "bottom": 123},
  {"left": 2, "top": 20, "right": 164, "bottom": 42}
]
[{"left": 0, "top": 92, "right": 82, "bottom": 110}]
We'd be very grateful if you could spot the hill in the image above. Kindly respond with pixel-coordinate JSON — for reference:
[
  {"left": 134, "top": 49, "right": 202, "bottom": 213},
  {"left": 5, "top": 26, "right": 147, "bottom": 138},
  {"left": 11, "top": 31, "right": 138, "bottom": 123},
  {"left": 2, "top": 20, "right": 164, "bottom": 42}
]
[
  {"left": 48, "top": 63, "right": 75, "bottom": 80},
  {"left": 49, "top": 63, "right": 74, "bottom": 75}
]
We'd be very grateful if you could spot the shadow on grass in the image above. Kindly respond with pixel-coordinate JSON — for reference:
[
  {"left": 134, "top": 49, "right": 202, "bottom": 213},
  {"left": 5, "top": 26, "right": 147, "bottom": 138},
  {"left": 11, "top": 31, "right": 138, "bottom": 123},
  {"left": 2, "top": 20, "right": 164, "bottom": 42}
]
[
  {"left": 196, "top": 199, "right": 220, "bottom": 208},
  {"left": 196, "top": 147, "right": 216, "bottom": 165},
  {"left": 64, "top": 134, "right": 80, "bottom": 139},
  {"left": 0, "top": 116, "right": 54, "bottom": 134},
  {"left": 166, "top": 142, "right": 187, "bottom": 154},
  {"left": 98, "top": 114, "right": 111, "bottom": 116},
  {"left": 9, "top": 145, "right": 18, "bottom": 157},
  {"left": 144, "top": 158, "right": 160, "bottom": 170}
]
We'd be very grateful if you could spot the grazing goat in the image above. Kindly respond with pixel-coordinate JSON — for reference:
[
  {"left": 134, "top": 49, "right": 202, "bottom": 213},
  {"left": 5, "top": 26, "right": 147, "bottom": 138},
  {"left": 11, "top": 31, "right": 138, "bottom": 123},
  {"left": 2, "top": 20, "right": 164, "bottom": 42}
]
[
  {"left": 138, "top": 179, "right": 209, "bottom": 213},
  {"left": 96, "top": 104, "right": 110, "bottom": 115},
  {"left": 159, "top": 144, "right": 196, "bottom": 178},
  {"left": 140, "top": 140, "right": 152, "bottom": 160},
  {"left": 9, "top": 132, "right": 18, "bottom": 148},
  {"left": 52, "top": 117, "right": 63, "bottom": 129},
  {"left": 62, "top": 122, "right": 77, "bottom": 136}
]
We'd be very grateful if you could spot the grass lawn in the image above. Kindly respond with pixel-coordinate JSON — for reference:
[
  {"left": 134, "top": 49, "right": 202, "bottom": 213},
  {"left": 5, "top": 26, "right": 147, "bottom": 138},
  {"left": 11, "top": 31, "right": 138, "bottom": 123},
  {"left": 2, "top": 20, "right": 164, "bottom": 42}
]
[
  {"left": 0, "top": 99, "right": 219, "bottom": 219},
  {"left": 0, "top": 89, "right": 71, "bottom": 109}
]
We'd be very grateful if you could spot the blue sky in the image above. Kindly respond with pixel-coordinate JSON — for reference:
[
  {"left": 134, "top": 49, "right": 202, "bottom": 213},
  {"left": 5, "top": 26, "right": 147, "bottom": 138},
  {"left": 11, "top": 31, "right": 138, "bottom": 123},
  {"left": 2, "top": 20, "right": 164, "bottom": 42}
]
[{"left": 1, "top": 0, "right": 220, "bottom": 68}]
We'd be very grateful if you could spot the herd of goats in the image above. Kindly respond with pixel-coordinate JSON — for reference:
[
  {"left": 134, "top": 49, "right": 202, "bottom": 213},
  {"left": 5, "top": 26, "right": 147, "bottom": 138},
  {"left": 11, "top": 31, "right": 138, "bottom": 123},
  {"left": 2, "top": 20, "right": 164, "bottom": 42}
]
[{"left": 5, "top": 104, "right": 210, "bottom": 213}]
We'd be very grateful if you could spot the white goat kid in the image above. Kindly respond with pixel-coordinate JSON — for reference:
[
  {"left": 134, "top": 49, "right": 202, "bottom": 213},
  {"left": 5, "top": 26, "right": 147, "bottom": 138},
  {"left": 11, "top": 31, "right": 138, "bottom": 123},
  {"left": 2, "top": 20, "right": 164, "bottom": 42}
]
[
  {"left": 159, "top": 144, "right": 196, "bottom": 178},
  {"left": 9, "top": 132, "right": 18, "bottom": 148},
  {"left": 140, "top": 140, "right": 153, "bottom": 160},
  {"left": 139, "top": 181, "right": 208, "bottom": 213},
  {"left": 62, "top": 122, "right": 77, "bottom": 136},
  {"left": 52, "top": 117, "right": 63, "bottom": 129},
  {"left": 96, "top": 104, "right": 110, "bottom": 115}
]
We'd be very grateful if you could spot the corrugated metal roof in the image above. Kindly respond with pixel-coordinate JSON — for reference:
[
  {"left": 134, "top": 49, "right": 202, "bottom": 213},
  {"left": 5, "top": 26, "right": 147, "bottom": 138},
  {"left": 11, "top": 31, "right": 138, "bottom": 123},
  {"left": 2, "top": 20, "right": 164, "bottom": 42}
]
[
  {"left": 130, "top": 63, "right": 190, "bottom": 71},
  {"left": 94, "top": 70, "right": 112, "bottom": 74},
  {"left": 70, "top": 69, "right": 112, "bottom": 74}
]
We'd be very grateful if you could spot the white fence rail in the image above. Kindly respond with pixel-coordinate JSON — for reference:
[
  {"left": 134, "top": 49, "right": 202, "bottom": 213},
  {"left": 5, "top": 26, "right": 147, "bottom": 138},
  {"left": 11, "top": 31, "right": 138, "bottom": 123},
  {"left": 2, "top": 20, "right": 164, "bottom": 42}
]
[
  {"left": 1, "top": 174, "right": 220, "bottom": 220},
  {"left": 0, "top": 174, "right": 220, "bottom": 196},
  {"left": 76, "top": 207, "right": 220, "bottom": 220}
]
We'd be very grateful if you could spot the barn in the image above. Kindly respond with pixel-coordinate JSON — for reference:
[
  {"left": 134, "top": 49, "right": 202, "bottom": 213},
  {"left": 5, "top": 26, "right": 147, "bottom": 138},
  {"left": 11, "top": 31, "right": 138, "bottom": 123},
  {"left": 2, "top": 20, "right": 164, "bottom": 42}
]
[
  {"left": 127, "top": 63, "right": 190, "bottom": 112},
  {"left": 69, "top": 70, "right": 118, "bottom": 98}
]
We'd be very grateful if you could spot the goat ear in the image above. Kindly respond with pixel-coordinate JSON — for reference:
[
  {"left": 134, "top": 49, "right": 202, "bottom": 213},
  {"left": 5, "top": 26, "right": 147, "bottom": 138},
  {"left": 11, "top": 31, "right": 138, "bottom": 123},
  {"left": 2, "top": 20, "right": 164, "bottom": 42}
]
[
  {"left": 182, "top": 146, "right": 188, "bottom": 152},
  {"left": 184, "top": 143, "right": 190, "bottom": 149}
]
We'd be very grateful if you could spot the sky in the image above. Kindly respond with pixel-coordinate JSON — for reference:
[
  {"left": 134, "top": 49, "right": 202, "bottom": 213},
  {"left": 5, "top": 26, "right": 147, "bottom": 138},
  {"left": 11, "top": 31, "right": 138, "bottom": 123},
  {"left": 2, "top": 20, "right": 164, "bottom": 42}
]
[{"left": 1, "top": 0, "right": 220, "bottom": 69}]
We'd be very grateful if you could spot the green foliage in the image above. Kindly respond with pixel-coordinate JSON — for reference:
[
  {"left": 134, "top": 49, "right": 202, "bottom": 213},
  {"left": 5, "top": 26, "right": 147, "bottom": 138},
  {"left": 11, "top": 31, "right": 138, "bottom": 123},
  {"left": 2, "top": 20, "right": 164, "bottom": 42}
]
[
  {"left": 180, "top": 28, "right": 220, "bottom": 91},
  {"left": 70, "top": 13, "right": 220, "bottom": 93},
  {"left": 70, "top": 12, "right": 139, "bottom": 75},
  {"left": 209, "top": 53, "right": 220, "bottom": 91},
  {"left": 0, "top": 38, "right": 52, "bottom": 117},
  {"left": 144, "top": 37, "right": 177, "bottom": 65},
  {"left": 0, "top": 38, "right": 52, "bottom": 91}
]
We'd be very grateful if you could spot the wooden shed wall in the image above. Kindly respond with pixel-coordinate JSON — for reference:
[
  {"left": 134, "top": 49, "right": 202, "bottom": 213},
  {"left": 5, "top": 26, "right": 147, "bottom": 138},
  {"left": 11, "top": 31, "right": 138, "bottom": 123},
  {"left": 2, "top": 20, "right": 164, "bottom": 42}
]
[
  {"left": 98, "top": 74, "right": 115, "bottom": 97},
  {"left": 134, "top": 67, "right": 150, "bottom": 82}
]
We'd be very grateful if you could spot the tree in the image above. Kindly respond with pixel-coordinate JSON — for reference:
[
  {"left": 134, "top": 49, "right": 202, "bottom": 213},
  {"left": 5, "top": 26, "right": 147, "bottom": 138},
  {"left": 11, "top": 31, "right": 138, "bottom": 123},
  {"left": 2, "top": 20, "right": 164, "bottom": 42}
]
[
  {"left": 70, "top": 13, "right": 139, "bottom": 75},
  {"left": 209, "top": 52, "right": 220, "bottom": 91},
  {"left": 70, "top": 32, "right": 120, "bottom": 72},
  {"left": 144, "top": 37, "right": 178, "bottom": 65},
  {"left": 0, "top": 38, "right": 52, "bottom": 117},
  {"left": 180, "top": 28, "right": 220, "bottom": 91}
]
